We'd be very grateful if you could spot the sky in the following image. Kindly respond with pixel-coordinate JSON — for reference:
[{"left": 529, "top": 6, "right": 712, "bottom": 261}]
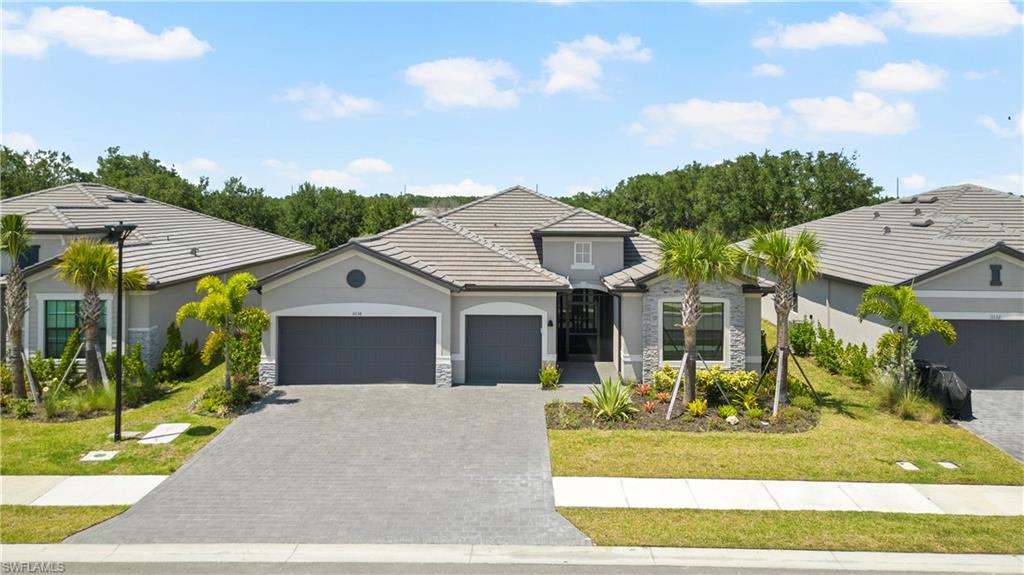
[{"left": 2, "top": 1, "right": 1022, "bottom": 198}]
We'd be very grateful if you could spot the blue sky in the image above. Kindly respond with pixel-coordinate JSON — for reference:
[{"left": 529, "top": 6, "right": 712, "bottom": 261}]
[{"left": 3, "top": 1, "right": 1022, "bottom": 198}]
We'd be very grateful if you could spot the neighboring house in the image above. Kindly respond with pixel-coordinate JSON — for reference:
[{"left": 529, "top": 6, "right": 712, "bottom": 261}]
[
  {"left": 258, "top": 186, "right": 768, "bottom": 386},
  {"left": 764, "top": 184, "right": 1023, "bottom": 390},
  {"left": 0, "top": 183, "right": 314, "bottom": 368}
]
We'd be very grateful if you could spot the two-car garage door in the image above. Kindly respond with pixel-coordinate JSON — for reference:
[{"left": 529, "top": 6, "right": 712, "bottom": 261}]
[
  {"left": 278, "top": 316, "right": 435, "bottom": 385},
  {"left": 916, "top": 320, "right": 1024, "bottom": 390}
]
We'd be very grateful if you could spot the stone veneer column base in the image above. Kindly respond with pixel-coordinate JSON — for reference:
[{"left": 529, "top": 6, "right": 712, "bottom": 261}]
[
  {"left": 259, "top": 359, "right": 277, "bottom": 387},
  {"left": 435, "top": 357, "right": 453, "bottom": 387}
]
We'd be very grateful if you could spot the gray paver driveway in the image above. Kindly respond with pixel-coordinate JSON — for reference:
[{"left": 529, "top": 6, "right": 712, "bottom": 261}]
[
  {"left": 960, "top": 390, "right": 1024, "bottom": 463},
  {"left": 70, "top": 384, "right": 590, "bottom": 545}
]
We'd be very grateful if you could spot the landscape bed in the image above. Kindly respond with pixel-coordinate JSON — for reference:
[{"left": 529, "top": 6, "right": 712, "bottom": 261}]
[{"left": 546, "top": 399, "right": 818, "bottom": 433}]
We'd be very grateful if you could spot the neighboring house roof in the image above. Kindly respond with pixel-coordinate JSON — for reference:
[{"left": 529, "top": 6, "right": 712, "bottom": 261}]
[
  {"left": 756, "top": 184, "right": 1024, "bottom": 287},
  {"left": 2, "top": 183, "right": 315, "bottom": 287}
]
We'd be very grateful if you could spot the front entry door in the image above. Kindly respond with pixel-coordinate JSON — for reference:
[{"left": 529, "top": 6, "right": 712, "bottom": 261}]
[{"left": 558, "top": 290, "right": 612, "bottom": 361}]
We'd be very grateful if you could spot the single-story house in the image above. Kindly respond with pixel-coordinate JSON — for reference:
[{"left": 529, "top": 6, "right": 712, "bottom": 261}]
[
  {"left": 766, "top": 184, "right": 1023, "bottom": 390},
  {"left": 257, "top": 185, "right": 768, "bottom": 386},
  {"left": 1, "top": 183, "right": 314, "bottom": 367}
]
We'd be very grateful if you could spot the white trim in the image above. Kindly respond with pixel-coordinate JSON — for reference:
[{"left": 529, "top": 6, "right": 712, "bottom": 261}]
[
  {"left": 570, "top": 264, "right": 595, "bottom": 270},
  {"left": 570, "top": 281, "right": 608, "bottom": 292},
  {"left": 453, "top": 292, "right": 554, "bottom": 297},
  {"left": 454, "top": 301, "right": 549, "bottom": 363},
  {"left": 620, "top": 354, "right": 642, "bottom": 363},
  {"left": 35, "top": 293, "right": 115, "bottom": 357},
  {"left": 915, "top": 290, "right": 1024, "bottom": 299},
  {"left": 657, "top": 296, "right": 731, "bottom": 368},
  {"left": 262, "top": 250, "right": 451, "bottom": 295},
  {"left": 269, "top": 302, "right": 444, "bottom": 360},
  {"left": 933, "top": 312, "right": 1024, "bottom": 321},
  {"left": 914, "top": 252, "right": 1024, "bottom": 288},
  {"left": 573, "top": 241, "right": 593, "bottom": 268}
]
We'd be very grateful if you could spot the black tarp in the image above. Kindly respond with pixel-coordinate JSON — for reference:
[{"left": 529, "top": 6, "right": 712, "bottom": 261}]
[{"left": 915, "top": 359, "right": 973, "bottom": 420}]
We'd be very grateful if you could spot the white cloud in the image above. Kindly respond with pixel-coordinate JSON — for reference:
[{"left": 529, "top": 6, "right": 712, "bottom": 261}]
[
  {"left": 754, "top": 12, "right": 886, "bottom": 50},
  {"left": 856, "top": 61, "right": 948, "bottom": 92},
  {"left": 631, "top": 99, "right": 781, "bottom": 146},
  {"left": 406, "top": 178, "right": 497, "bottom": 197},
  {"left": 262, "top": 158, "right": 300, "bottom": 179},
  {"left": 174, "top": 157, "right": 219, "bottom": 180},
  {"left": 901, "top": 174, "right": 928, "bottom": 191},
  {"left": 306, "top": 169, "right": 363, "bottom": 189},
  {"left": 752, "top": 63, "right": 785, "bottom": 77},
  {"left": 978, "top": 111, "right": 1023, "bottom": 138},
  {"left": 405, "top": 58, "right": 519, "bottom": 109},
  {"left": 788, "top": 92, "right": 916, "bottom": 135},
  {"left": 346, "top": 158, "right": 393, "bottom": 174},
  {"left": 279, "top": 83, "right": 379, "bottom": 120},
  {"left": 887, "top": 1, "right": 1023, "bottom": 37},
  {"left": 3, "top": 6, "right": 210, "bottom": 60},
  {"left": 964, "top": 69, "right": 999, "bottom": 80},
  {"left": 543, "top": 34, "right": 651, "bottom": 94},
  {"left": 2, "top": 131, "right": 38, "bottom": 151}
]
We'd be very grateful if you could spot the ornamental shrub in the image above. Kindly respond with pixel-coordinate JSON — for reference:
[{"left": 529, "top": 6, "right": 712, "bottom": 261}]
[
  {"left": 812, "top": 324, "right": 846, "bottom": 375},
  {"left": 157, "top": 323, "right": 189, "bottom": 382},
  {"left": 538, "top": 363, "right": 562, "bottom": 390},
  {"left": 56, "top": 328, "right": 84, "bottom": 389},
  {"left": 696, "top": 366, "right": 757, "bottom": 404},
  {"left": 789, "top": 319, "right": 816, "bottom": 357},
  {"left": 686, "top": 397, "right": 708, "bottom": 417},
  {"left": 651, "top": 364, "right": 678, "bottom": 393},
  {"left": 842, "top": 342, "right": 874, "bottom": 385},
  {"left": 716, "top": 404, "right": 737, "bottom": 418}
]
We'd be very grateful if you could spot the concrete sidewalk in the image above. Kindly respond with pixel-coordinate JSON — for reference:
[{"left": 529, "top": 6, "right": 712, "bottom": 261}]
[
  {"left": 553, "top": 477, "right": 1024, "bottom": 515},
  {"left": 1, "top": 476, "right": 167, "bottom": 506},
  {"left": 1, "top": 544, "right": 1022, "bottom": 573}
]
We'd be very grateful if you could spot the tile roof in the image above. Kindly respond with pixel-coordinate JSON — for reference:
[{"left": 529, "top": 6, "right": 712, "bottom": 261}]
[
  {"left": 747, "top": 184, "right": 1023, "bottom": 286},
  {"left": 2, "top": 183, "right": 315, "bottom": 287},
  {"left": 532, "top": 208, "right": 636, "bottom": 236}
]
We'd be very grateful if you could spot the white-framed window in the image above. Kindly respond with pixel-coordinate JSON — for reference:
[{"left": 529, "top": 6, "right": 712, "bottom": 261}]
[
  {"left": 659, "top": 298, "right": 728, "bottom": 364},
  {"left": 573, "top": 241, "right": 593, "bottom": 269}
]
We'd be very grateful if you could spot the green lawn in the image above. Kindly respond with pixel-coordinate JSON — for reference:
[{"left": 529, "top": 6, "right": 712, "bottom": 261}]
[
  {"left": 549, "top": 323, "right": 1023, "bottom": 485},
  {"left": 0, "top": 505, "right": 128, "bottom": 543},
  {"left": 560, "top": 508, "right": 1024, "bottom": 554},
  {"left": 1, "top": 366, "right": 230, "bottom": 475}
]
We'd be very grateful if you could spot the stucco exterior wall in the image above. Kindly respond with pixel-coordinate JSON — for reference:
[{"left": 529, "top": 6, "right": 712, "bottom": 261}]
[
  {"left": 744, "top": 293, "right": 763, "bottom": 372},
  {"left": 916, "top": 253, "right": 1023, "bottom": 292},
  {"left": 541, "top": 237, "right": 624, "bottom": 286},
  {"left": 618, "top": 293, "right": 643, "bottom": 381}
]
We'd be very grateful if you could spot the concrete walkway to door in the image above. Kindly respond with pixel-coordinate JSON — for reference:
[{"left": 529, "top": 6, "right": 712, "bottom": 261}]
[{"left": 68, "top": 384, "right": 591, "bottom": 546}]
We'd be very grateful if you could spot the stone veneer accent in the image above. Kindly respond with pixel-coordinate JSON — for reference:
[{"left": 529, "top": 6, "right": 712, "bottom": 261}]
[
  {"left": 259, "top": 359, "right": 277, "bottom": 386},
  {"left": 435, "top": 356, "right": 453, "bottom": 387},
  {"left": 127, "top": 326, "right": 159, "bottom": 368},
  {"left": 641, "top": 278, "right": 746, "bottom": 385}
]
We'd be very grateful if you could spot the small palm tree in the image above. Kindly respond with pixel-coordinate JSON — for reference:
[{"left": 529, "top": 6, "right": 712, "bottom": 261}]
[
  {"left": 176, "top": 273, "right": 269, "bottom": 390},
  {"left": 742, "top": 228, "right": 822, "bottom": 416},
  {"left": 2, "top": 214, "right": 38, "bottom": 403},
  {"left": 858, "top": 285, "right": 956, "bottom": 389},
  {"left": 55, "top": 239, "right": 147, "bottom": 386},
  {"left": 660, "top": 228, "right": 741, "bottom": 412}
]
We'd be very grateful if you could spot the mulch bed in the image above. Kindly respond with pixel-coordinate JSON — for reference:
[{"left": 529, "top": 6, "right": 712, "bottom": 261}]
[{"left": 546, "top": 398, "right": 819, "bottom": 433}]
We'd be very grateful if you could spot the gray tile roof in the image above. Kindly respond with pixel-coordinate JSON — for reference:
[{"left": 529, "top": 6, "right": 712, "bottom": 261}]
[
  {"left": 532, "top": 208, "right": 636, "bottom": 236},
  {"left": 748, "top": 184, "right": 1023, "bottom": 286},
  {"left": 2, "top": 183, "right": 315, "bottom": 287}
]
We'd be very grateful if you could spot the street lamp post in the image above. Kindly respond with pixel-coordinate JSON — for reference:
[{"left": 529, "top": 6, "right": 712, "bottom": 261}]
[{"left": 105, "top": 221, "right": 137, "bottom": 442}]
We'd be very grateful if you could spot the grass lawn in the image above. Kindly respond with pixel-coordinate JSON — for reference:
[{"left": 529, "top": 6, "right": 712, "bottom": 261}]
[
  {"left": 1, "top": 365, "right": 230, "bottom": 475},
  {"left": 0, "top": 505, "right": 128, "bottom": 543},
  {"left": 559, "top": 508, "right": 1024, "bottom": 554},
  {"left": 549, "top": 322, "right": 1023, "bottom": 485}
]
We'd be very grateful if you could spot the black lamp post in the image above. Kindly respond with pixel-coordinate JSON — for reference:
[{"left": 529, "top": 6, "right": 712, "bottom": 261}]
[{"left": 105, "top": 221, "right": 137, "bottom": 442}]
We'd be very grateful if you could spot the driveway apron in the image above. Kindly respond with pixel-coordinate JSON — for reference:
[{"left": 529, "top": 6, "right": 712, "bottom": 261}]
[
  {"left": 69, "top": 385, "right": 590, "bottom": 545},
  {"left": 959, "top": 390, "right": 1024, "bottom": 463}
]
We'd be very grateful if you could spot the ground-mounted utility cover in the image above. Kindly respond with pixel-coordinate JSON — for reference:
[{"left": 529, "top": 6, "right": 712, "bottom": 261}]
[
  {"left": 896, "top": 461, "right": 919, "bottom": 471},
  {"left": 139, "top": 423, "right": 190, "bottom": 445},
  {"left": 937, "top": 461, "right": 959, "bottom": 469},
  {"left": 81, "top": 451, "right": 118, "bottom": 462}
]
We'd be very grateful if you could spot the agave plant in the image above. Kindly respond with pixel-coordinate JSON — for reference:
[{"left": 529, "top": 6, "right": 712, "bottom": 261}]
[{"left": 582, "top": 378, "right": 637, "bottom": 422}]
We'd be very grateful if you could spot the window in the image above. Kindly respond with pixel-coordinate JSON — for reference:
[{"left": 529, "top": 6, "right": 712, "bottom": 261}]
[
  {"left": 44, "top": 300, "right": 107, "bottom": 358},
  {"left": 573, "top": 241, "right": 592, "bottom": 268},
  {"left": 17, "top": 245, "right": 40, "bottom": 268},
  {"left": 661, "top": 301, "right": 726, "bottom": 362}
]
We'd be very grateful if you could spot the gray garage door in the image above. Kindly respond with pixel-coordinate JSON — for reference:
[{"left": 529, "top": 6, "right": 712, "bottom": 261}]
[
  {"left": 278, "top": 316, "right": 435, "bottom": 385},
  {"left": 916, "top": 320, "right": 1023, "bottom": 390},
  {"left": 466, "top": 315, "right": 542, "bottom": 384}
]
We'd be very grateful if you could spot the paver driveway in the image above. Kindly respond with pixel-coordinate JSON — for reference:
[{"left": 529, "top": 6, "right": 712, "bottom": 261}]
[
  {"left": 70, "top": 384, "right": 590, "bottom": 545},
  {"left": 960, "top": 390, "right": 1024, "bottom": 463}
]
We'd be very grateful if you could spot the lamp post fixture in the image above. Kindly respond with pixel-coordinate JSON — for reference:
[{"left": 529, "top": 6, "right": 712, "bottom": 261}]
[{"left": 105, "top": 221, "right": 137, "bottom": 442}]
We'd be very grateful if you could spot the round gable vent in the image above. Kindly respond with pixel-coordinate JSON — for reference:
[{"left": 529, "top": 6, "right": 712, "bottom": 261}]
[{"left": 346, "top": 269, "right": 366, "bottom": 288}]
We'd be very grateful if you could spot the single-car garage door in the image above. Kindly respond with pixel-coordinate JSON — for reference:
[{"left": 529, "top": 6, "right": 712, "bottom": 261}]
[
  {"left": 916, "top": 320, "right": 1023, "bottom": 390},
  {"left": 466, "top": 315, "right": 542, "bottom": 383},
  {"left": 278, "top": 316, "right": 435, "bottom": 385}
]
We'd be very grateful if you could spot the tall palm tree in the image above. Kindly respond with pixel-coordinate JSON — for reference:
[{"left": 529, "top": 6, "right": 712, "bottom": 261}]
[
  {"left": 742, "top": 228, "right": 822, "bottom": 416},
  {"left": 176, "top": 273, "right": 269, "bottom": 390},
  {"left": 2, "top": 214, "right": 36, "bottom": 402},
  {"left": 660, "top": 228, "right": 742, "bottom": 413},
  {"left": 858, "top": 284, "right": 956, "bottom": 389},
  {"left": 55, "top": 239, "right": 147, "bottom": 386}
]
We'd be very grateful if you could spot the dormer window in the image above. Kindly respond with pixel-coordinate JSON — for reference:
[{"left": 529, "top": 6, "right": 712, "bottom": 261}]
[{"left": 573, "top": 241, "right": 593, "bottom": 269}]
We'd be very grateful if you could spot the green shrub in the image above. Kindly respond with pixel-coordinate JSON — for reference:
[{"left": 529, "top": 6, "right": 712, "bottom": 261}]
[
  {"left": 230, "top": 332, "right": 262, "bottom": 386},
  {"left": 812, "top": 325, "right": 846, "bottom": 374},
  {"left": 842, "top": 342, "right": 874, "bottom": 385},
  {"left": 716, "top": 404, "right": 737, "bottom": 418},
  {"left": 196, "top": 381, "right": 252, "bottom": 416},
  {"left": 539, "top": 363, "right": 562, "bottom": 390},
  {"left": 1, "top": 363, "right": 12, "bottom": 395},
  {"left": 157, "top": 323, "right": 189, "bottom": 382},
  {"left": 697, "top": 366, "right": 757, "bottom": 404},
  {"left": 551, "top": 400, "right": 582, "bottom": 429},
  {"left": 739, "top": 390, "right": 760, "bottom": 412},
  {"left": 651, "top": 364, "right": 678, "bottom": 393},
  {"left": 686, "top": 398, "right": 708, "bottom": 417},
  {"left": 789, "top": 319, "right": 816, "bottom": 357},
  {"left": 56, "top": 328, "right": 84, "bottom": 390},
  {"left": 582, "top": 378, "right": 637, "bottom": 422},
  {"left": 874, "top": 375, "right": 943, "bottom": 423},
  {"left": 746, "top": 407, "right": 764, "bottom": 420},
  {"left": 11, "top": 398, "right": 34, "bottom": 419},
  {"left": 790, "top": 394, "right": 819, "bottom": 412},
  {"left": 27, "top": 353, "right": 58, "bottom": 385},
  {"left": 68, "top": 385, "right": 115, "bottom": 417}
]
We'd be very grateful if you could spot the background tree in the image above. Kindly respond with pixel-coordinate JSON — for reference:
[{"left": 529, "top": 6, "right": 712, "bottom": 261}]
[
  {"left": 55, "top": 239, "right": 147, "bottom": 385},
  {"left": 1, "top": 147, "right": 95, "bottom": 199},
  {"left": 202, "top": 177, "right": 282, "bottom": 234},
  {"left": 742, "top": 228, "right": 822, "bottom": 415},
  {"left": 95, "top": 147, "right": 206, "bottom": 211},
  {"left": 2, "top": 214, "right": 36, "bottom": 401},
  {"left": 280, "top": 184, "right": 367, "bottom": 251},
  {"left": 360, "top": 194, "right": 414, "bottom": 235},
  {"left": 176, "top": 273, "right": 269, "bottom": 390},
  {"left": 660, "top": 229, "right": 741, "bottom": 412}
]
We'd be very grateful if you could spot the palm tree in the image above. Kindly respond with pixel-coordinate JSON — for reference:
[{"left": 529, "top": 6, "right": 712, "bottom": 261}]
[
  {"left": 858, "top": 285, "right": 956, "bottom": 389},
  {"left": 660, "top": 228, "right": 742, "bottom": 413},
  {"left": 55, "top": 239, "right": 147, "bottom": 386},
  {"left": 2, "top": 214, "right": 37, "bottom": 402},
  {"left": 176, "top": 273, "right": 269, "bottom": 390},
  {"left": 742, "top": 228, "right": 822, "bottom": 416}
]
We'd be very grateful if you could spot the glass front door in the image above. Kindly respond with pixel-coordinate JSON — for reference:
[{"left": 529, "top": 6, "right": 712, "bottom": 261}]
[{"left": 558, "top": 289, "right": 611, "bottom": 361}]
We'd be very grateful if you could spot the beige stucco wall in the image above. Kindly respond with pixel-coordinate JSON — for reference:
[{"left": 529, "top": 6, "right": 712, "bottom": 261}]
[{"left": 541, "top": 237, "right": 624, "bottom": 286}]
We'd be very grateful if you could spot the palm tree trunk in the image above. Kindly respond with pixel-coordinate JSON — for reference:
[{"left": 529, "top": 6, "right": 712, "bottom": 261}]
[
  {"left": 5, "top": 265, "right": 29, "bottom": 399},
  {"left": 773, "top": 278, "right": 794, "bottom": 415},
  {"left": 681, "top": 285, "right": 701, "bottom": 404},
  {"left": 81, "top": 290, "right": 103, "bottom": 386}
]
